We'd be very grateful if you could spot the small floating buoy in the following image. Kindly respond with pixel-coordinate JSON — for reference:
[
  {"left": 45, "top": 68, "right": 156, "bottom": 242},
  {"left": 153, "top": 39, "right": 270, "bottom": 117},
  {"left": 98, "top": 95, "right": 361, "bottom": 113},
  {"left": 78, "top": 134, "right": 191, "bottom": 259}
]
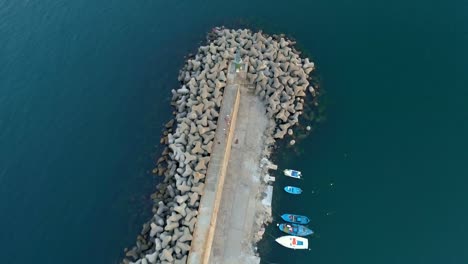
[
  {"left": 290, "top": 140, "right": 296, "bottom": 145},
  {"left": 306, "top": 126, "right": 311, "bottom": 131}
]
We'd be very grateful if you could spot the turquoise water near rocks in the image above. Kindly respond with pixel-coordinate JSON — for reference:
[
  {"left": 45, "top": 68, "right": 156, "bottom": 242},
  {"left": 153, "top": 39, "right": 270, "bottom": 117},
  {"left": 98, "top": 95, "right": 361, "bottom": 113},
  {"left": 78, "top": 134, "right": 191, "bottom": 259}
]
[{"left": 1, "top": 0, "right": 467, "bottom": 263}]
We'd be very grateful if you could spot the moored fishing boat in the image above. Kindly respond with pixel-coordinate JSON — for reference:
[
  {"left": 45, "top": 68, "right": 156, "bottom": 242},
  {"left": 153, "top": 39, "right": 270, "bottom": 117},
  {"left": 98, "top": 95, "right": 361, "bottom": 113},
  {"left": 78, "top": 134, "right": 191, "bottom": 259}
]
[
  {"left": 283, "top": 169, "right": 302, "bottom": 179},
  {"left": 277, "top": 223, "right": 314, "bottom": 236},
  {"left": 275, "top": 235, "right": 309, "bottom": 249},
  {"left": 281, "top": 213, "right": 310, "bottom": 224},
  {"left": 284, "top": 186, "right": 302, "bottom": 194}
]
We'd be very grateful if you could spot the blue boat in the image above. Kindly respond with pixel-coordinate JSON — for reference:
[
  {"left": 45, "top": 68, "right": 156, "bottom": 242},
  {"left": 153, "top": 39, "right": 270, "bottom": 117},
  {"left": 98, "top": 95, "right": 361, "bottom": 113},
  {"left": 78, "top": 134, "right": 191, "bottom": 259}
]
[
  {"left": 284, "top": 186, "right": 302, "bottom": 195},
  {"left": 281, "top": 214, "right": 310, "bottom": 224},
  {"left": 277, "top": 223, "right": 314, "bottom": 236}
]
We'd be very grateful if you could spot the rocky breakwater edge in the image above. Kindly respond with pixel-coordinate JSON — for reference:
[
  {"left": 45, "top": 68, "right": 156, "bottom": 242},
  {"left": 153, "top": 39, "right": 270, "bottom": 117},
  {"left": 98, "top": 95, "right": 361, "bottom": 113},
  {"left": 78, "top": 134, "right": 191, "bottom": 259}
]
[{"left": 122, "top": 27, "right": 318, "bottom": 264}]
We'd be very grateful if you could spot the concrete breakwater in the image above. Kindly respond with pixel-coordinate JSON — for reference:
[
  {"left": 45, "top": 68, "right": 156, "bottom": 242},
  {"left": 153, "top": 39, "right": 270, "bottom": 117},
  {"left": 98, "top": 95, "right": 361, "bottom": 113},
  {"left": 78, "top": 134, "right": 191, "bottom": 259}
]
[{"left": 122, "top": 27, "right": 317, "bottom": 264}]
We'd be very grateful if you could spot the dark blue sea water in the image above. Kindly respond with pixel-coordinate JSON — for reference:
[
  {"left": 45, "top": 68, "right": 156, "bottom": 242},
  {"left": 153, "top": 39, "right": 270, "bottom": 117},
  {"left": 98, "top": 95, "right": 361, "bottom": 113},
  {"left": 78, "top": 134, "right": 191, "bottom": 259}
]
[{"left": 1, "top": 0, "right": 467, "bottom": 263}]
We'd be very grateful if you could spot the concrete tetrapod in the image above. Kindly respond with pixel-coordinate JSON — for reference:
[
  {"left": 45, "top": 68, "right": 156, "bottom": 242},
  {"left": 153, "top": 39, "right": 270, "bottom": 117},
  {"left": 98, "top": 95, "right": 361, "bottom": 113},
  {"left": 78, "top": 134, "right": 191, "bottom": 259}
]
[{"left": 122, "top": 27, "right": 318, "bottom": 264}]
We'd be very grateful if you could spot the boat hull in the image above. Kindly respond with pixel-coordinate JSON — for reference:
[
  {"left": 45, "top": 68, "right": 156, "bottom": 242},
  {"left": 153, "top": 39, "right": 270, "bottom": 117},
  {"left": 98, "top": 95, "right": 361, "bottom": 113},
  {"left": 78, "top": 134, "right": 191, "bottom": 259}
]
[
  {"left": 281, "top": 214, "right": 310, "bottom": 224},
  {"left": 283, "top": 169, "right": 301, "bottom": 179},
  {"left": 284, "top": 186, "right": 302, "bottom": 194},
  {"left": 278, "top": 223, "right": 314, "bottom": 236},
  {"left": 275, "top": 235, "right": 309, "bottom": 249}
]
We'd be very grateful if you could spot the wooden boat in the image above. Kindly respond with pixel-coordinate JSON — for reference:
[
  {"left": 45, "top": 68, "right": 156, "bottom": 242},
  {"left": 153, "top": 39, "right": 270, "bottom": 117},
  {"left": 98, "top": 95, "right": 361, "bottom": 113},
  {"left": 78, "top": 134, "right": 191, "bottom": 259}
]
[
  {"left": 277, "top": 223, "right": 314, "bottom": 236},
  {"left": 284, "top": 186, "right": 302, "bottom": 194},
  {"left": 281, "top": 214, "right": 310, "bottom": 224},
  {"left": 275, "top": 235, "right": 309, "bottom": 250},
  {"left": 283, "top": 169, "right": 301, "bottom": 179}
]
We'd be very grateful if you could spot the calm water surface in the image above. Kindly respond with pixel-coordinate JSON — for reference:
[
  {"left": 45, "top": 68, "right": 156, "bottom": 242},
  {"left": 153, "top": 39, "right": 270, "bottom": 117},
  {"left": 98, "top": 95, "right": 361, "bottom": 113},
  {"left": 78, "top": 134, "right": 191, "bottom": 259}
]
[{"left": 1, "top": 0, "right": 467, "bottom": 263}]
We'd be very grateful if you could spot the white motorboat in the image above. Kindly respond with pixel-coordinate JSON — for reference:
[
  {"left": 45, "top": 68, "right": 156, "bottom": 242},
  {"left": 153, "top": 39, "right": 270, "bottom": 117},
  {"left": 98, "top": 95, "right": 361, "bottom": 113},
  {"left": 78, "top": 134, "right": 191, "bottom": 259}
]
[
  {"left": 275, "top": 235, "right": 309, "bottom": 249},
  {"left": 283, "top": 169, "right": 302, "bottom": 179}
]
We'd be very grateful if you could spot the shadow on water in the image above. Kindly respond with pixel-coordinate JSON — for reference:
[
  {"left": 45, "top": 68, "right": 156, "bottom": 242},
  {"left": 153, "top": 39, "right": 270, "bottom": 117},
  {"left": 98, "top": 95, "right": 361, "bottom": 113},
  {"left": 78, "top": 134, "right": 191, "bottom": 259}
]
[{"left": 257, "top": 64, "right": 327, "bottom": 261}]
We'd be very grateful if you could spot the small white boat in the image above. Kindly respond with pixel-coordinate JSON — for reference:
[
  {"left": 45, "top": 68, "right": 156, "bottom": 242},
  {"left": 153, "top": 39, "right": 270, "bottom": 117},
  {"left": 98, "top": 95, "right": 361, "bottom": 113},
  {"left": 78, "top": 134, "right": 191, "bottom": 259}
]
[
  {"left": 275, "top": 235, "right": 309, "bottom": 249},
  {"left": 283, "top": 169, "right": 302, "bottom": 179}
]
